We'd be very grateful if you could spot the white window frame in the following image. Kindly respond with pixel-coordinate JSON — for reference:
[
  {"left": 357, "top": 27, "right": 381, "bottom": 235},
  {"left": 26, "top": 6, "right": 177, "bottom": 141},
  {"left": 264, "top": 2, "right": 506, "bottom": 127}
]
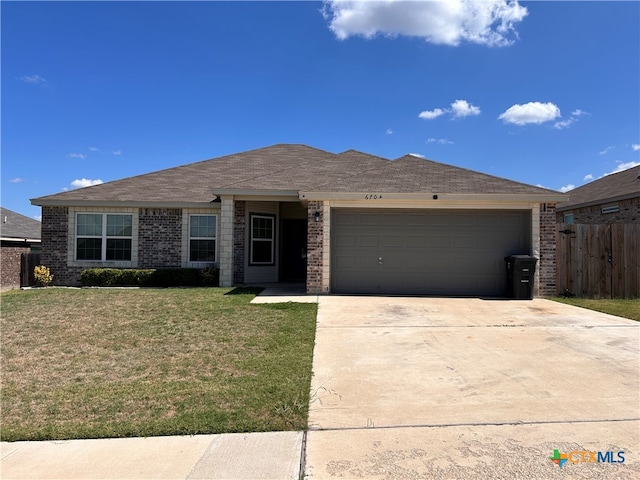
[
  {"left": 250, "top": 214, "right": 275, "bottom": 265},
  {"left": 75, "top": 213, "right": 133, "bottom": 262},
  {"left": 188, "top": 214, "right": 217, "bottom": 263}
]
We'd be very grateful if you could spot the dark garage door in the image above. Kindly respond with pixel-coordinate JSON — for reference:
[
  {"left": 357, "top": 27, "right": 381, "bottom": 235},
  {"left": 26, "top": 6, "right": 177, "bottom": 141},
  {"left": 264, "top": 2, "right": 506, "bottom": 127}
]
[{"left": 331, "top": 209, "right": 531, "bottom": 296}]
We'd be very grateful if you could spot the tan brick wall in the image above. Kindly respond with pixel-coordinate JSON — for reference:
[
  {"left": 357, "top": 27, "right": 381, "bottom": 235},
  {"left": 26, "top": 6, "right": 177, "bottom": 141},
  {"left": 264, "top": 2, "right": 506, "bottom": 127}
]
[
  {"left": 539, "top": 203, "right": 557, "bottom": 296},
  {"left": 306, "top": 201, "right": 324, "bottom": 294},
  {"left": 233, "top": 201, "right": 246, "bottom": 284},
  {"left": 557, "top": 197, "right": 640, "bottom": 224},
  {"left": 138, "top": 208, "right": 182, "bottom": 268}
]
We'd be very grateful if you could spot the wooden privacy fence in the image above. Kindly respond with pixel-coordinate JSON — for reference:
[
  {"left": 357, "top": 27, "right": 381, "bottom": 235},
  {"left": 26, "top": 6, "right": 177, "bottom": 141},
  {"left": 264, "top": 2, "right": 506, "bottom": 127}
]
[
  {"left": 556, "top": 223, "right": 639, "bottom": 298},
  {"left": 20, "top": 253, "right": 41, "bottom": 287}
]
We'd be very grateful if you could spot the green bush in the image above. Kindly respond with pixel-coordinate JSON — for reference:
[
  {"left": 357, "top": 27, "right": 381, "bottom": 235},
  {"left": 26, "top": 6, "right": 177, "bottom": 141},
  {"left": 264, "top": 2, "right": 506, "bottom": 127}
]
[{"left": 80, "top": 268, "right": 219, "bottom": 288}]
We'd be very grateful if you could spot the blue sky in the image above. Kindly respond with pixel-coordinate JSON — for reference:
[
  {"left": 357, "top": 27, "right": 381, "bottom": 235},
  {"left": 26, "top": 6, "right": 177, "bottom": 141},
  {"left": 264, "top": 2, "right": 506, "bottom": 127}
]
[{"left": 3, "top": 1, "right": 639, "bottom": 220}]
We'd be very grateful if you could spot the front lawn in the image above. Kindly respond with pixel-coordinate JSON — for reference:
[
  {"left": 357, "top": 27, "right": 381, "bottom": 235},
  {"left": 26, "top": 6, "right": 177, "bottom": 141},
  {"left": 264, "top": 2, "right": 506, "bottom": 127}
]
[
  {"left": 550, "top": 297, "right": 640, "bottom": 321},
  {"left": 0, "top": 287, "right": 317, "bottom": 441}
]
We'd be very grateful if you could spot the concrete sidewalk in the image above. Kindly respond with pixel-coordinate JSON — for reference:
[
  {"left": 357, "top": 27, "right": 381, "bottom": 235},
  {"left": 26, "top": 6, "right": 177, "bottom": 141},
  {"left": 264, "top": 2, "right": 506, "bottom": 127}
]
[
  {"left": 1, "top": 432, "right": 303, "bottom": 480},
  {"left": 250, "top": 283, "right": 319, "bottom": 304}
]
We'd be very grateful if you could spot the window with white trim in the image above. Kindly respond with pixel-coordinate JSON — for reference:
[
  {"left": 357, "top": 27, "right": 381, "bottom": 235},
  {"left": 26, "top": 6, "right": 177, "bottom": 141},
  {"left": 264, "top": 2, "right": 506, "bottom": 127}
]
[
  {"left": 189, "top": 215, "right": 217, "bottom": 262},
  {"left": 563, "top": 213, "right": 574, "bottom": 224},
  {"left": 250, "top": 214, "right": 275, "bottom": 265},
  {"left": 76, "top": 213, "right": 133, "bottom": 261}
]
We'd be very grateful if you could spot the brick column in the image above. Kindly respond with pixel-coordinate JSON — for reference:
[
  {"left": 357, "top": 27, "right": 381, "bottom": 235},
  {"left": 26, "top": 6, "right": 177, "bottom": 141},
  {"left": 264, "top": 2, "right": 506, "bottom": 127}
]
[
  {"left": 306, "top": 200, "right": 324, "bottom": 294},
  {"left": 233, "top": 200, "right": 246, "bottom": 284},
  {"left": 538, "top": 203, "right": 557, "bottom": 297},
  {"left": 219, "top": 196, "right": 235, "bottom": 287}
]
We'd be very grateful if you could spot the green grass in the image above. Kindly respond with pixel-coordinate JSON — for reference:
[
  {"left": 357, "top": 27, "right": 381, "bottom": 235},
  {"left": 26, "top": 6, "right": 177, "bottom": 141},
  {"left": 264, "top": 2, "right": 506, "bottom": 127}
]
[
  {"left": 550, "top": 297, "right": 640, "bottom": 321},
  {"left": 0, "top": 287, "right": 317, "bottom": 441}
]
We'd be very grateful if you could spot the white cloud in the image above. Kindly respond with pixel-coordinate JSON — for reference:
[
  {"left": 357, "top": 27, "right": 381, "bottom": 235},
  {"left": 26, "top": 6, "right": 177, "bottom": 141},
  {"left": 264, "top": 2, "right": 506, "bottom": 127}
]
[
  {"left": 8, "top": 177, "right": 24, "bottom": 183},
  {"left": 385, "top": 129, "right": 393, "bottom": 135},
  {"left": 408, "top": 153, "right": 425, "bottom": 158},
  {"left": 419, "top": 108, "right": 445, "bottom": 120},
  {"left": 602, "top": 161, "right": 640, "bottom": 176},
  {"left": 553, "top": 118, "right": 575, "bottom": 130},
  {"left": 67, "top": 153, "right": 87, "bottom": 159},
  {"left": 19, "top": 74, "right": 47, "bottom": 85},
  {"left": 89, "top": 147, "right": 99, "bottom": 152},
  {"left": 554, "top": 108, "right": 587, "bottom": 130},
  {"left": 420, "top": 99, "right": 480, "bottom": 121},
  {"left": 498, "top": 102, "right": 560, "bottom": 125},
  {"left": 560, "top": 184, "right": 575, "bottom": 193},
  {"left": 323, "top": 0, "right": 528, "bottom": 47},
  {"left": 599, "top": 146, "right": 614, "bottom": 155},
  {"left": 450, "top": 99, "right": 481, "bottom": 118},
  {"left": 426, "top": 137, "right": 454, "bottom": 144},
  {"left": 632, "top": 144, "right": 640, "bottom": 151},
  {"left": 583, "top": 174, "right": 594, "bottom": 181},
  {"left": 33, "top": 215, "right": 42, "bottom": 222},
  {"left": 70, "top": 178, "right": 103, "bottom": 189},
  {"left": 112, "top": 150, "right": 122, "bottom": 156}
]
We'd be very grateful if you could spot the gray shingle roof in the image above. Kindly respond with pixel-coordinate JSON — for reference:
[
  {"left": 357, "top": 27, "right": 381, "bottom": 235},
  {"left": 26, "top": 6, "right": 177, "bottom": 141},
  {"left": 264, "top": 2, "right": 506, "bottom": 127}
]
[
  {"left": 556, "top": 166, "right": 640, "bottom": 211},
  {"left": 31, "top": 144, "right": 563, "bottom": 205},
  {"left": 1, "top": 207, "right": 41, "bottom": 240}
]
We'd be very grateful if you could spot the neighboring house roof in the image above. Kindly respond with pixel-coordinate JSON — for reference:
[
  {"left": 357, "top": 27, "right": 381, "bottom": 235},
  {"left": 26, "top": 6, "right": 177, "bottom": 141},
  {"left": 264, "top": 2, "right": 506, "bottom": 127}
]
[
  {"left": 556, "top": 166, "right": 640, "bottom": 212},
  {"left": 31, "top": 144, "right": 565, "bottom": 206},
  {"left": 1, "top": 207, "right": 41, "bottom": 242}
]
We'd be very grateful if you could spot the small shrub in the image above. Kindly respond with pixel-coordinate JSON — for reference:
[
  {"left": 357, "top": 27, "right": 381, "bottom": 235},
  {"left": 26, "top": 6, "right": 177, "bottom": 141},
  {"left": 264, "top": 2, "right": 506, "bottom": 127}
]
[
  {"left": 201, "top": 266, "right": 219, "bottom": 287},
  {"left": 33, "top": 265, "right": 54, "bottom": 287},
  {"left": 80, "top": 268, "right": 219, "bottom": 288}
]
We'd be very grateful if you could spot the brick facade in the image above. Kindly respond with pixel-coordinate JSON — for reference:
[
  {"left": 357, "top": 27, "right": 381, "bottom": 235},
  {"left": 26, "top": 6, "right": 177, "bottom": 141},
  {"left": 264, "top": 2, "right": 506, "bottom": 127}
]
[
  {"left": 40, "top": 206, "right": 84, "bottom": 285},
  {"left": 306, "top": 200, "right": 324, "bottom": 294},
  {"left": 538, "top": 203, "right": 557, "bottom": 296},
  {"left": 1, "top": 245, "right": 30, "bottom": 290},
  {"left": 138, "top": 208, "right": 182, "bottom": 268},
  {"left": 233, "top": 200, "right": 246, "bottom": 284},
  {"left": 557, "top": 197, "right": 640, "bottom": 224}
]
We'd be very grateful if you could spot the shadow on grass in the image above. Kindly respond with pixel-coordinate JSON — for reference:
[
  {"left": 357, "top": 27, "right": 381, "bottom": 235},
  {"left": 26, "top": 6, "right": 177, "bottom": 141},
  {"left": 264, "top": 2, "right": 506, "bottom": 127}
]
[{"left": 224, "top": 287, "right": 264, "bottom": 296}]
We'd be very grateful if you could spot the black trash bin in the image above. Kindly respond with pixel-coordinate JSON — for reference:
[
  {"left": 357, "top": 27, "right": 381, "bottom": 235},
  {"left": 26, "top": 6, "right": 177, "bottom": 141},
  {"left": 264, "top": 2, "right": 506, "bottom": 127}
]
[{"left": 505, "top": 255, "right": 538, "bottom": 299}]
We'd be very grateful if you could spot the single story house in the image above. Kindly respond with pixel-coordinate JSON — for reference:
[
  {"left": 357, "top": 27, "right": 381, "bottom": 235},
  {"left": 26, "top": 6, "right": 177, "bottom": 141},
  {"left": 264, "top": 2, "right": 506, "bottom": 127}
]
[
  {"left": 556, "top": 166, "right": 640, "bottom": 224},
  {"left": 1, "top": 207, "right": 42, "bottom": 290},
  {"left": 31, "top": 144, "right": 565, "bottom": 296}
]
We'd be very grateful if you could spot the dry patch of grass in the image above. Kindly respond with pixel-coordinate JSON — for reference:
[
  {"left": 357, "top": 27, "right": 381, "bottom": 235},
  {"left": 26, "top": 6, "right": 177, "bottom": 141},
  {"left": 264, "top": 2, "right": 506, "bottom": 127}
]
[
  {"left": 0, "top": 287, "right": 317, "bottom": 441},
  {"left": 550, "top": 297, "right": 640, "bottom": 321}
]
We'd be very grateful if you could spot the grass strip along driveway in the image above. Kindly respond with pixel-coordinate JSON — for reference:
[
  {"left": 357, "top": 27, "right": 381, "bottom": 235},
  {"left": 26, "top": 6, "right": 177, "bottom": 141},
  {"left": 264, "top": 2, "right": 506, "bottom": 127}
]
[
  {"left": 1, "top": 287, "right": 317, "bottom": 442},
  {"left": 550, "top": 297, "right": 640, "bottom": 321}
]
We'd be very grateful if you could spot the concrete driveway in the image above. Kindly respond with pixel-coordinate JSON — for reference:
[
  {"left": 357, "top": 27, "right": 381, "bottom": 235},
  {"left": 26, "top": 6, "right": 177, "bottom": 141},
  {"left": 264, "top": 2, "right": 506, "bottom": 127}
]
[{"left": 305, "top": 297, "right": 640, "bottom": 479}]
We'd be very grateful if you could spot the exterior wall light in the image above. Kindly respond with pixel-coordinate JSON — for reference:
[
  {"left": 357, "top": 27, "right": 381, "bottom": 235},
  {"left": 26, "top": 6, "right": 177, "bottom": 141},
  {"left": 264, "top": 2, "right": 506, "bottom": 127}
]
[{"left": 314, "top": 211, "right": 321, "bottom": 222}]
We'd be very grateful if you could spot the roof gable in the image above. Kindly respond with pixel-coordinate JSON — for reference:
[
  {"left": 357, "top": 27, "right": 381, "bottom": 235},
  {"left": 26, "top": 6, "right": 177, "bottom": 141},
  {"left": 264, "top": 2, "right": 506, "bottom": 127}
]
[{"left": 31, "top": 144, "right": 565, "bottom": 205}]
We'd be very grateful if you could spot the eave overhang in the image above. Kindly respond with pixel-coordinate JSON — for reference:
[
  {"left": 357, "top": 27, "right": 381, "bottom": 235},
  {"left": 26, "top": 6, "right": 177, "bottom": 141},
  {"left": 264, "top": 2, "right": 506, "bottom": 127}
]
[
  {"left": 298, "top": 192, "right": 568, "bottom": 203},
  {"left": 30, "top": 199, "right": 222, "bottom": 208}
]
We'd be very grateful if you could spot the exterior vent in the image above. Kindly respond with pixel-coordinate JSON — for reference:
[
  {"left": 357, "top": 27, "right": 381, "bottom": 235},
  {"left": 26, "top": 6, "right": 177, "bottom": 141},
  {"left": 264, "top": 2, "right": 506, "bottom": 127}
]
[{"left": 601, "top": 205, "right": 620, "bottom": 214}]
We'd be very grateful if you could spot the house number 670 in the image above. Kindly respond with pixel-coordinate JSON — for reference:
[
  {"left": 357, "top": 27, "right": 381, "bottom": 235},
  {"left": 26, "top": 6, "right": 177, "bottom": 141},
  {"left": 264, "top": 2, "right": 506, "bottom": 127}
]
[{"left": 365, "top": 194, "right": 382, "bottom": 200}]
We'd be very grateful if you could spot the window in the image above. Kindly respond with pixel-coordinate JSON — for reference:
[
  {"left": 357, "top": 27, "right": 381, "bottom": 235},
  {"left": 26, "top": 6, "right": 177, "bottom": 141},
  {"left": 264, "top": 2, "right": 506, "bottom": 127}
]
[
  {"left": 189, "top": 215, "right": 217, "bottom": 262},
  {"left": 563, "top": 213, "right": 574, "bottom": 224},
  {"left": 76, "top": 213, "right": 132, "bottom": 261},
  {"left": 250, "top": 214, "right": 275, "bottom": 265}
]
